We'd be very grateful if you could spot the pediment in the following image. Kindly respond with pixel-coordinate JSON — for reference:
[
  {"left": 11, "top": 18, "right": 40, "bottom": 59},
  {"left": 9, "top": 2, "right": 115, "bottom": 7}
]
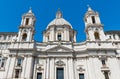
[{"left": 46, "top": 45, "right": 73, "bottom": 52}]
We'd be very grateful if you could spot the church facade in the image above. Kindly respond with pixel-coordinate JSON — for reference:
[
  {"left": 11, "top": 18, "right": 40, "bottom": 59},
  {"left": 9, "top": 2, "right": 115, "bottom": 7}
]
[{"left": 0, "top": 7, "right": 120, "bottom": 79}]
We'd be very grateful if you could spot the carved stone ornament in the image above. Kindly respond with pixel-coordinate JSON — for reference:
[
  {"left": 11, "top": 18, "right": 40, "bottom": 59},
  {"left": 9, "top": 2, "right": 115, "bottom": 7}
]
[
  {"left": 36, "top": 67, "right": 44, "bottom": 71},
  {"left": 77, "top": 67, "right": 85, "bottom": 72},
  {"left": 56, "top": 60, "right": 65, "bottom": 66}
]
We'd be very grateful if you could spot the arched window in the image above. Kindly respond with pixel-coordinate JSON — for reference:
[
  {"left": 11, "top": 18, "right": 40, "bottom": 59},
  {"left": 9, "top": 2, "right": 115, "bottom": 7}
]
[
  {"left": 58, "top": 33, "right": 61, "bottom": 41},
  {"left": 25, "top": 18, "right": 29, "bottom": 25},
  {"left": 47, "top": 35, "right": 49, "bottom": 41},
  {"left": 94, "top": 32, "right": 100, "bottom": 40},
  {"left": 91, "top": 16, "right": 95, "bottom": 24},
  {"left": 22, "top": 33, "right": 27, "bottom": 41}
]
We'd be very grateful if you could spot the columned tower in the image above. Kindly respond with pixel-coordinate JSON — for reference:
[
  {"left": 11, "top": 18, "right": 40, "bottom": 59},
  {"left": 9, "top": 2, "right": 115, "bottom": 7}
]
[
  {"left": 17, "top": 8, "right": 36, "bottom": 42},
  {"left": 84, "top": 6, "right": 106, "bottom": 41}
]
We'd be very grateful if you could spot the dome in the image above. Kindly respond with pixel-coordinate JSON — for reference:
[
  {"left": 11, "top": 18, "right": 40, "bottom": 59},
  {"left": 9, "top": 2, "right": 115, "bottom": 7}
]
[{"left": 47, "top": 9, "right": 72, "bottom": 29}]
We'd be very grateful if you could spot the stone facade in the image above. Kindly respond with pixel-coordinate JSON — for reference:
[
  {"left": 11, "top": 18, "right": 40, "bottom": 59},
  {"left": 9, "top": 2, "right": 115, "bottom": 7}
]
[{"left": 0, "top": 7, "right": 120, "bottom": 79}]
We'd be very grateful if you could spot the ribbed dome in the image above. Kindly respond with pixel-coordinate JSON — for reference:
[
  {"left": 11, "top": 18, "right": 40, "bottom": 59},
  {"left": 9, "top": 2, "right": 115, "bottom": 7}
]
[{"left": 47, "top": 9, "right": 72, "bottom": 29}]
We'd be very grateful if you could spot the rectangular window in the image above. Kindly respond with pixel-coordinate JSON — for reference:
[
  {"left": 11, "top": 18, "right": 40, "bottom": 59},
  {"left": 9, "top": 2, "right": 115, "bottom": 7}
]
[
  {"left": 37, "top": 73, "right": 42, "bottom": 79},
  {"left": 57, "top": 68, "right": 64, "bottom": 79},
  {"left": 17, "top": 57, "right": 22, "bottom": 66},
  {"left": 91, "top": 16, "right": 95, "bottom": 24},
  {"left": 25, "top": 18, "right": 29, "bottom": 25},
  {"left": 79, "top": 73, "right": 84, "bottom": 79},
  {"left": 0, "top": 57, "right": 6, "bottom": 68}
]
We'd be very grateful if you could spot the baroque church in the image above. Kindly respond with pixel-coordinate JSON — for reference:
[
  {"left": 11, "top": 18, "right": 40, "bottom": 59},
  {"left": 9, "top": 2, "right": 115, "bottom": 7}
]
[{"left": 0, "top": 6, "right": 120, "bottom": 79}]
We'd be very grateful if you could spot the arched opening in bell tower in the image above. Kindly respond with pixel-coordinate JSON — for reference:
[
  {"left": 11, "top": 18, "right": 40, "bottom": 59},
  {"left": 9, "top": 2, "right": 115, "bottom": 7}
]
[
  {"left": 91, "top": 16, "right": 96, "bottom": 24},
  {"left": 25, "top": 18, "right": 29, "bottom": 25},
  {"left": 22, "top": 33, "right": 27, "bottom": 41},
  {"left": 94, "top": 32, "right": 100, "bottom": 40}
]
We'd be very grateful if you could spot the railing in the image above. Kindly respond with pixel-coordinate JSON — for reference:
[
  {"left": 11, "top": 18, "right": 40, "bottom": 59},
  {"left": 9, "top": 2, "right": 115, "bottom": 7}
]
[
  {"left": 86, "top": 41, "right": 116, "bottom": 50},
  {"left": 0, "top": 78, "right": 26, "bottom": 79},
  {"left": 8, "top": 42, "right": 34, "bottom": 50}
]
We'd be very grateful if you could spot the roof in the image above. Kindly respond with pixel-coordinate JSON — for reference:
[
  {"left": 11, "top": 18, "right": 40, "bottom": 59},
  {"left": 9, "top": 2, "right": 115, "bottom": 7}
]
[
  {"left": 105, "top": 30, "right": 120, "bottom": 34},
  {"left": 23, "top": 8, "right": 35, "bottom": 17},
  {"left": 47, "top": 18, "right": 72, "bottom": 29},
  {"left": 0, "top": 32, "right": 17, "bottom": 35}
]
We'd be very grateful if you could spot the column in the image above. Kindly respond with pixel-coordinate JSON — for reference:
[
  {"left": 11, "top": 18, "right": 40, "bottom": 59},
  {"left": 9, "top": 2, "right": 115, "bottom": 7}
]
[
  {"left": 25, "top": 55, "right": 34, "bottom": 79},
  {"left": 18, "top": 29, "right": 22, "bottom": 41},
  {"left": 51, "top": 28, "right": 54, "bottom": 41},
  {"left": 66, "top": 58, "right": 69, "bottom": 79},
  {"left": 50, "top": 28, "right": 53, "bottom": 41},
  {"left": 27, "top": 29, "right": 31, "bottom": 41},
  {"left": 87, "top": 57, "right": 96, "bottom": 79},
  {"left": 108, "top": 57, "right": 120, "bottom": 79},
  {"left": 43, "top": 34, "right": 46, "bottom": 42},
  {"left": 68, "top": 58, "right": 74, "bottom": 79},
  {"left": 50, "top": 58, "right": 55, "bottom": 79},
  {"left": 21, "top": 56, "right": 27, "bottom": 78},
  {"left": 64, "top": 28, "right": 67, "bottom": 41},
  {"left": 5, "top": 57, "right": 11, "bottom": 78},
  {"left": 62, "top": 32, "right": 64, "bottom": 41},
  {"left": 7, "top": 55, "right": 16, "bottom": 78},
  {"left": 74, "top": 32, "right": 76, "bottom": 42},
  {"left": 66, "top": 29, "right": 69, "bottom": 41},
  {"left": 46, "top": 58, "right": 50, "bottom": 79}
]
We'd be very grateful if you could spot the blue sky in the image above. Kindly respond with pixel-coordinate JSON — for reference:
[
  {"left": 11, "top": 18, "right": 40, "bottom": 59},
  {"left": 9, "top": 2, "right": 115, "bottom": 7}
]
[{"left": 0, "top": 0, "right": 120, "bottom": 42}]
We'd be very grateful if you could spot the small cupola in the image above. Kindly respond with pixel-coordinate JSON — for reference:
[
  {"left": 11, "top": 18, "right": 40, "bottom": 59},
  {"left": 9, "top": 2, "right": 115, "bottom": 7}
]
[{"left": 56, "top": 9, "right": 63, "bottom": 19}]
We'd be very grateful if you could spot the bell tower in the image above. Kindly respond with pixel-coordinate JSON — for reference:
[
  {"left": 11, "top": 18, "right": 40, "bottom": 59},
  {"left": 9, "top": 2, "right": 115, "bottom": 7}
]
[
  {"left": 17, "top": 8, "right": 36, "bottom": 42},
  {"left": 84, "top": 6, "right": 106, "bottom": 41}
]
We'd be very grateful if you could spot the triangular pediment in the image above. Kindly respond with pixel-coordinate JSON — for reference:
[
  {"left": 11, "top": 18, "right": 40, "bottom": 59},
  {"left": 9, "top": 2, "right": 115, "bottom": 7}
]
[{"left": 46, "top": 45, "right": 73, "bottom": 52}]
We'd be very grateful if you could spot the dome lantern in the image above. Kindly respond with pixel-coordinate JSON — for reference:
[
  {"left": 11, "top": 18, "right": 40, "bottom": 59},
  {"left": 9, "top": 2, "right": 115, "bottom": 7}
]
[{"left": 56, "top": 9, "right": 63, "bottom": 19}]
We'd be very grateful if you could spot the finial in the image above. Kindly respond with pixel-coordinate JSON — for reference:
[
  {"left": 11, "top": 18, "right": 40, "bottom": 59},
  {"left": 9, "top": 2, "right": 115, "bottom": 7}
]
[
  {"left": 28, "top": 7, "right": 32, "bottom": 13},
  {"left": 87, "top": 5, "right": 92, "bottom": 11},
  {"left": 56, "top": 8, "right": 63, "bottom": 19}
]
